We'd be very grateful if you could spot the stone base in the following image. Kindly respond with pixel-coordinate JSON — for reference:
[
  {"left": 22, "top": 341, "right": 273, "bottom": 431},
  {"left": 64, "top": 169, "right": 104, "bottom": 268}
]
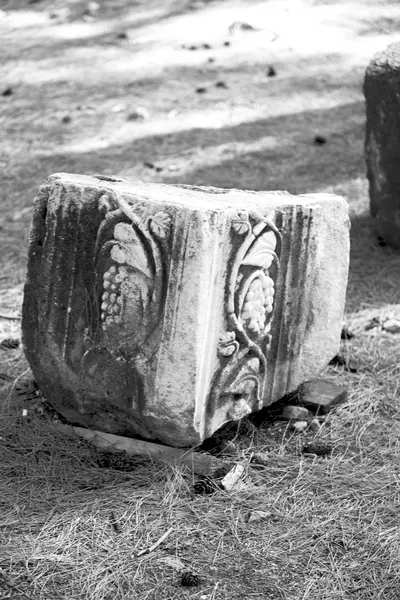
[
  {"left": 22, "top": 174, "right": 349, "bottom": 447},
  {"left": 364, "top": 42, "right": 400, "bottom": 248}
]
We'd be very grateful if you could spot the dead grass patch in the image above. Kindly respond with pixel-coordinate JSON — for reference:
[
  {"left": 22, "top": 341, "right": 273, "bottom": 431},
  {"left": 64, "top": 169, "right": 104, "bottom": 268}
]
[{"left": 2, "top": 0, "right": 400, "bottom": 598}]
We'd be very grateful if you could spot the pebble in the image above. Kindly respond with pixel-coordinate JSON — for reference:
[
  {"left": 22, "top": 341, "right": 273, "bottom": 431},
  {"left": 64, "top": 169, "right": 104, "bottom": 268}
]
[
  {"left": 267, "top": 65, "right": 277, "bottom": 77},
  {"left": 282, "top": 405, "right": 309, "bottom": 421},
  {"left": 314, "top": 135, "right": 327, "bottom": 145},
  {"left": 292, "top": 420, "right": 308, "bottom": 433},
  {"left": 218, "top": 440, "right": 237, "bottom": 455},
  {"left": 195, "top": 87, "right": 207, "bottom": 94},
  {"left": 309, "top": 418, "right": 321, "bottom": 432},
  {"left": 248, "top": 510, "right": 272, "bottom": 523},
  {"left": 49, "top": 7, "right": 71, "bottom": 20},
  {"left": 85, "top": 1, "right": 100, "bottom": 15},
  {"left": 251, "top": 452, "right": 269, "bottom": 465},
  {"left": 127, "top": 107, "right": 149, "bottom": 121},
  {"left": 2, "top": 87, "right": 13, "bottom": 97},
  {"left": 383, "top": 318, "right": 400, "bottom": 334}
]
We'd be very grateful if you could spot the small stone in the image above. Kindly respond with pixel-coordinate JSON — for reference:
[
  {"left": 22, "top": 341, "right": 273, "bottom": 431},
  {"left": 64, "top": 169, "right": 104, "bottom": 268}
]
[
  {"left": 157, "top": 556, "right": 186, "bottom": 571},
  {"left": 347, "top": 358, "right": 358, "bottom": 373},
  {"left": 223, "top": 41, "right": 231, "bottom": 47},
  {"left": 229, "top": 21, "right": 257, "bottom": 33},
  {"left": 215, "top": 81, "right": 228, "bottom": 89},
  {"left": 298, "top": 379, "right": 348, "bottom": 414},
  {"left": 382, "top": 318, "right": 400, "bottom": 334},
  {"left": 203, "top": 43, "right": 212, "bottom": 49},
  {"left": 2, "top": 87, "right": 13, "bottom": 97},
  {"left": 314, "top": 135, "right": 327, "bottom": 145},
  {"left": 49, "top": 7, "right": 71, "bottom": 20},
  {"left": 84, "top": 1, "right": 100, "bottom": 16},
  {"left": 248, "top": 510, "right": 272, "bottom": 523},
  {"left": 111, "top": 104, "right": 125, "bottom": 113},
  {"left": 302, "top": 440, "right": 333, "bottom": 456},
  {"left": 218, "top": 440, "right": 237, "bottom": 455},
  {"left": 196, "top": 87, "right": 207, "bottom": 94},
  {"left": 127, "top": 107, "right": 149, "bottom": 121},
  {"left": 267, "top": 65, "right": 277, "bottom": 77},
  {"left": 221, "top": 464, "right": 245, "bottom": 491},
  {"left": 251, "top": 452, "right": 269, "bottom": 465},
  {"left": 292, "top": 420, "right": 308, "bottom": 433},
  {"left": 282, "top": 405, "right": 309, "bottom": 421},
  {"left": 116, "top": 31, "right": 128, "bottom": 40},
  {"left": 61, "top": 115, "right": 72, "bottom": 124},
  {"left": 208, "top": 57, "right": 215, "bottom": 63},
  {"left": 309, "top": 418, "right": 321, "bottom": 432},
  {"left": 143, "top": 161, "right": 155, "bottom": 169}
]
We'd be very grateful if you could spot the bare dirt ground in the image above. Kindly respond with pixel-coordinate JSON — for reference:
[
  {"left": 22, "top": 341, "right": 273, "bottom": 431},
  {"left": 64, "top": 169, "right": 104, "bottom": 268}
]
[{"left": 1, "top": 1, "right": 400, "bottom": 599}]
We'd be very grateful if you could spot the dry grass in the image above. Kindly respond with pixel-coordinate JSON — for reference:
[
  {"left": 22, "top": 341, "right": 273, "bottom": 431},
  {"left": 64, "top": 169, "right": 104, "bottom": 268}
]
[{"left": 2, "top": 0, "right": 400, "bottom": 598}]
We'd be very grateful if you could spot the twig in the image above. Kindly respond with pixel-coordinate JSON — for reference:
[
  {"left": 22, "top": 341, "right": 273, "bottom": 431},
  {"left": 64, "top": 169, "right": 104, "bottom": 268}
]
[
  {"left": 0, "top": 313, "right": 21, "bottom": 320},
  {"left": 136, "top": 527, "right": 174, "bottom": 557}
]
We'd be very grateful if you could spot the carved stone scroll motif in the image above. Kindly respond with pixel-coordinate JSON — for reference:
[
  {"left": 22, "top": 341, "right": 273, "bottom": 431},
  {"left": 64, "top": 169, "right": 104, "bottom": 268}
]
[
  {"left": 207, "top": 211, "right": 281, "bottom": 429},
  {"left": 80, "top": 191, "right": 172, "bottom": 419}
]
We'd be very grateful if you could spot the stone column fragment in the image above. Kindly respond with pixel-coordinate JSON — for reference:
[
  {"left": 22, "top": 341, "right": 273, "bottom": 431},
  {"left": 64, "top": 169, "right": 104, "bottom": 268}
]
[
  {"left": 364, "top": 42, "right": 400, "bottom": 247},
  {"left": 22, "top": 174, "right": 349, "bottom": 447}
]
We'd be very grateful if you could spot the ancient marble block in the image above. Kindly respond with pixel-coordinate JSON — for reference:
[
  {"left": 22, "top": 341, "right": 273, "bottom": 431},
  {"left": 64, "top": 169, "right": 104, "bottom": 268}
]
[
  {"left": 22, "top": 174, "right": 349, "bottom": 447},
  {"left": 364, "top": 42, "right": 400, "bottom": 248}
]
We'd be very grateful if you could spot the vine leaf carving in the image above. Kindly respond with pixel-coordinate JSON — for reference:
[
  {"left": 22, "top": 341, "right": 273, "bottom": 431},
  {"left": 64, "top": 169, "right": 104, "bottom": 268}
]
[
  {"left": 149, "top": 211, "right": 172, "bottom": 240},
  {"left": 241, "top": 230, "right": 277, "bottom": 270},
  {"left": 218, "top": 331, "right": 239, "bottom": 357},
  {"left": 110, "top": 223, "right": 152, "bottom": 277},
  {"left": 231, "top": 210, "right": 250, "bottom": 235}
]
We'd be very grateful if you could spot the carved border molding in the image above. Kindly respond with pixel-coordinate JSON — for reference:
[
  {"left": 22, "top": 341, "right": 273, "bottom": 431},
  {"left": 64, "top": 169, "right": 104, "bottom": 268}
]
[{"left": 210, "top": 209, "right": 282, "bottom": 423}]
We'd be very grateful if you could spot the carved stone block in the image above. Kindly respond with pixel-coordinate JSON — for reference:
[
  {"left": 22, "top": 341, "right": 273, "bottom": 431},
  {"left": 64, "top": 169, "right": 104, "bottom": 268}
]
[
  {"left": 22, "top": 174, "right": 349, "bottom": 447},
  {"left": 364, "top": 42, "right": 400, "bottom": 247}
]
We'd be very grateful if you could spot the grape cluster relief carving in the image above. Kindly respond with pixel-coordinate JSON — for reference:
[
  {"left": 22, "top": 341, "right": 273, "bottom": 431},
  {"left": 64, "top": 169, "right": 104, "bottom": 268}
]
[{"left": 212, "top": 209, "right": 281, "bottom": 420}]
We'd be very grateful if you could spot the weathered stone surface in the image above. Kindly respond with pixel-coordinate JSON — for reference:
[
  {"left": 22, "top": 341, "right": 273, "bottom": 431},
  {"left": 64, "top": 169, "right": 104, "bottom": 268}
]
[
  {"left": 298, "top": 379, "right": 348, "bottom": 414},
  {"left": 282, "top": 405, "right": 310, "bottom": 421},
  {"left": 364, "top": 43, "right": 400, "bottom": 248},
  {"left": 22, "top": 173, "right": 349, "bottom": 447}
]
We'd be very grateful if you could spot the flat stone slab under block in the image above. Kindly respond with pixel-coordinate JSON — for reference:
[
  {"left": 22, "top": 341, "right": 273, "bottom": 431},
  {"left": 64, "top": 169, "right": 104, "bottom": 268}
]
[{"left": 22, "top": 174, "right": 350, "bottom": 447}]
